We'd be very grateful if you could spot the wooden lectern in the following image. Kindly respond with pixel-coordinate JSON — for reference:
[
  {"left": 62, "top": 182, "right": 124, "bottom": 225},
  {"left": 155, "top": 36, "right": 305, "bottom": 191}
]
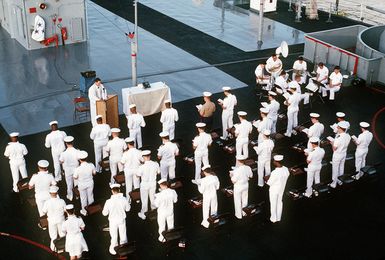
[{"left": 96, "top": 94, "right": 119, "bottom": 128}]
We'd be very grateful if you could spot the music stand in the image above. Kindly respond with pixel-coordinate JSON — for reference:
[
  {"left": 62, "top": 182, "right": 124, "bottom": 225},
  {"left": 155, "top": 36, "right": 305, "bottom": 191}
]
[
  {"left": 114, "top": 241, "right": 136, "bottom": 258},
  {"left": 307, "top": 79, "right": 325, "bottom": 105}
]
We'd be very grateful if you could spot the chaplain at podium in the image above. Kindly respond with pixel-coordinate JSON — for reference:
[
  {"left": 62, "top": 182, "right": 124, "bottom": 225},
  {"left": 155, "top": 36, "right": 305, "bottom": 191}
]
[{"left": 88, "top": 78, "right": 107, "bottom": 126}]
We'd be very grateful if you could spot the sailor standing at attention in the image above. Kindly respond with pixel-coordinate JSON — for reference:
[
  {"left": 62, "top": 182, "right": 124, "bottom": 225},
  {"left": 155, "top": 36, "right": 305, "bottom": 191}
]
[
  {"left": 157, "top": 131, "right": 179, "bottom": 181},
  {"left": 106, "top": 128, "right": 127, "bottom": 184},
  {"left": 102, "top": 184, "right": 130, "bottom": 255},
  {"left": 160, "top": 100, "right": 179, "bottom": 141},
  {"left": 45, "top": 121, "right": 67, "bottom": 182},
  {"left": 253, "top": 130, "right": 274, "bottom": 187},
  {"left": 306, "top": 113, "right": 324, "bottom": 150},
  {"left": 352, "top": 122, "right": 373, "bottom": 180},
  {"left": 59, "top": 136, "right": 79, "bottom": 201},
  {"left": 267, "top": 155, "right": 289, "bottom": 223},
  {"left": 284, "top": 85, "right": 301, "bottom": 137},
  {"left": 218, "top": 86, "right": 237, "bottom": 140},
  {"left": 126, "top": 104, "right": 146, "bottom": 148},
  {"left": 197, "top": 92, "right": 216, "bottom": 131},
  {"left": 234, "top": 111, "right": 253, "bottom": 159},
  {"left": 198, "top": 165, "right": 220, "bottom": 228},
  {"left": 4, "top": 132, "right": 28, "bottom": 192},
  {"left": 261, "top": 91, "right": 280, "bottom": 134},
  {"left": 253, "top": 107, "right": 272, "bottom": 145},
  {"left": 120, "top": 137, "right": 142, "bottom": 199},
  {"left": 88, "top": 78, "right": 107, "bottom": 126},
  {"left": 330, "top": 112, "right": 350, "bottom": 135},
  {"left": 90, "top": 115, "right": 111, "bottom": 173},
  {"left": 304, "top": 137, "right": 325, "bottom": 197},
  {"left": 192, "top": 122, "right": 212, "bottom": 184}
]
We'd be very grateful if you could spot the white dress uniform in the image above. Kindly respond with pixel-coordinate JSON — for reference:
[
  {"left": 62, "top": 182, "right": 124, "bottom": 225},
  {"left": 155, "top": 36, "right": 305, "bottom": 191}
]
[
  {"left": 231, "top": 165, "right": 253, "bottom": 219},
  {"left": 254, "top": 139, "right": 274, "bottom": 187},
  {"left": 106, "top": 137, "right": 127, "bottom": 184},
  {"left": 29, "top": 172, "right": 56, "bottom": 216},
  {"left": 275, "top": 75, "right": 288, "bottom": 92},
  {"left": 267, "top": 166, "right": 289, "bottom": 222},
  {"left": 354, "top": 130, "right": 373, "bottom": 175},
  {"left": 316, "top": 66, "right": 329, "bottom": 84},
  {"left": 158, "top": 142, "right": 179, "bottom": 180},
  {"left": 266, "top": 57, "right": 283, "bottom": 78},
  {"left": 255, "top": 65, "right": 269, "bottom": 84},
  {"left": 137, "top": 161, "right": 160, "bottom": 215},
  {"left": 160, "top": 108, "right": 179, "bottom": 140},
  {"left": 305, "top": 147, "right": 325, "bottom": 197},
  {"left": 88, "top": 83, "right": 106, "bottom": 126},
  {"left": 73, "top": 162, "right": 96, "bottom": 213},
  {"left": 288, "top": 81, "right": 301, "bottom": 94},
  {"left": 307, "top": 122, "right": 325, "bottom": 149},
  {"left": 331, "top": 132, "right": 351, "bottom": 188},
  {"left": 285, "top": 92, "right": 301, "bottom": 137},
  {"left": 234, "top": 120, "right": 253, "bottom": 158},
  {"left": 59, "top": 147, "right": 80, "bottom": 200},
  {"left": 198, "top": 175, "right": 220, "bottom": 228},
  {"left": 253, "top": 117, "right": 272, "bottom": 145},
  {"left": 323, "top": 72, "right": 343, "bottom": 100},
  {"left": 42, "top": 197, "right": 66, "bottom": 250},
  {"left": 120, "top": 148, "right": 142, "bottom": 197},
  {"left": 264, "top": 100, "right": 280, "bottom": 133},
  {"left": 45, "top": 130, "right": 67, "bottom": 181},
  {"left": 292, "top": 60, "right": 307, "bottom": 84},
  {"left": 4, "top": 141, "right": 28, "bottom": 192},
  {"left": 154, "top": 188, "right": 178, "bottom": 241},
  {"left": 126, "top": 113, "right": 146, "bottom": 148},
  {"left": 221, "top": 94, "right": 237, "bottom": 139},
  {"left": 193, "top": 133, "right": 212, "bottom": 181},
  {"left": 102, "top": 193, "right": 130, "bottom": 254},
  {"left": 62, "top": 215, "right": 88, "bottom": 257},
  {"left": 90, "top": 123, "right": 111, "bottom": 172}
]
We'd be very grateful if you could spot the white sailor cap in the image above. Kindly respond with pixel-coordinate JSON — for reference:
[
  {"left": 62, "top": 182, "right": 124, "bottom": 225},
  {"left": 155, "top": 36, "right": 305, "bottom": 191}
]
[
  {"left": 309, "top": 137, "right": 320, "bottom": 143},
  {"left": 268, "top": 91, "right": 277, "bottom": 96},
  {"left": 111, "top": 128, "right": 121, "bottom": 133},
  {"left": 64, "top": 136, "right": 74, "bottom": 143},
  {"left": 125, "top": 137, "right": 135, "bottom": 143},
  {"left": 236, "top": 155, "right": 247, "bottom": 160},
  {"left": 263, "top": 129, "right": 271, "bottom": 136},
  {"left": 202, "top": 165, "right": 211, "bottom": 171},
  {"left": 110, "top": 183, "right": 121, "bottom": 189},
  {"left": 129, "top": 104, "right": 136, "bottom": 109},
  {"left": 159, "top": 131, "right": 169, "bottom": 138},
  {"left": 237, "top": 111, "right": 247, "bottom": 116},
  {"left": 164, "top": 99, "right": 171, "bottom": 104},
  {"left": 49, "top": 185, "right": 59, "bottom": 193},
  {"left": 222, "top": 86, "right": 231, "bottom": 91},
  {"left": 338, "top": 121, "right": 349, "bottom": 129},
  {"left": 273, "top": 155, "right": 284, "bottom": 161},
  {"left": 49, "top": 120, "right": 58, "bottom": 126},
  {"left": 9, "top": 132, "right": 19, "bottom": 137},
  {"left": 203, "top": 91, "right": 212, "bottom": 97},
  {"left": 290, "top": 85, "right": 297, "bottom": 90},
  {"left": 141, "top": 150, "right": 151, "bottom": 156},
  {"left": 95, "top": 115, "right": 103, "bottom": 120},
  {"left": 360, "top": 122, "right": 370, "bottom": 128},
  {"left": 158, "top": 178, "right": 167, "bottom": 185},
  {"left": 65, "top": 204, "right": 74, "bottom": 210},
  {"left": 336, "top": 112, "right": 345, "bottom": 118},
  {"left": 260, "top": 108, "right": 269, "bottom": 114},
  {"left": 38, "top": 160, "right": 49, "bottom": 168},
  {"left": 309, "top": 113, "right": 320, "bottom": 118},
  {"left": 78, "top": 151, "right": 88, "bottom": 160},
  {"left": 196, "top": 122, "right": 206, "bottom": 128}
]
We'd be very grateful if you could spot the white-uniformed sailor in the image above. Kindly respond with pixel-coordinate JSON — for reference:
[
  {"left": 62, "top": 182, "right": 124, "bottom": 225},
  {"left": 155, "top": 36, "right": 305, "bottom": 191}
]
[
  {"left": 102, "top": 184, "right": 130, "bottom": 255},
  {"left": 306, "top": 113, "right": 324, "bottom": 149},
  {"left": 59, "top": 136, "right": 79, "bottom": 200},
  {"left": 275, "top": 70, "right": 289, "bottom": 92},
  {"left": 288, "top": 75, "right": 302, "bottom": 94},
  {"left": 253, "top": 130, "right": 274, "bottom": 187},
  {"left": 218, "top": 86, "right": 237, "bottom": 140},
  {"left": 126, "top": 104, "right": 146, "bottom": 148},
  {"left": 266, "top": 54, "right": 283, "bottom": 78},
  {"left": 323, "top": 66, "right": 343, "bottom": 100},
  {"left": 255, "top": 63, "right": 270, "bottom": 85},
  {"left": 192, "top": 122, "right": 212, "bottom": 184},
  {"left": 198, "top": 165, "right": 220, "bottom": 228},
  {"left": 330, "top": 112, "right": 350, "bottom": 135},
  {"left": 106, "top": 128, "right": 127, "bottom": 184},
  {"left": 329, "top": 121, "right": 351, "bottom": 188},
  {"left": 315, "top": 62, "right": 329, "bottom": 85},
  {"left": 292, "top": 56, "right": 307, "bottom": 84},
  {"left": 284, "top": 84, "right": 301, "bottom": 137},
  {"left": 154, "top": 179, "right": 178, "bottom": 242},
  {"left": 73, "top": 151, "right": 96, "bottom": 216},
  {"left": 267, "top": 155, "right": 289, "bottom": 223},
  {"left": 137, "top": 150, "right": 160, "bottom": 220},
  {"left": 90, "top": 115, "right": 111, "bottom": 173},
  {"left": 160, "top": 100, "right": 179, "bottom": 140},
  {"left": 253, "top": 107, "right": 272, "bottom": 145},
  {"left": 4, "top": 132, "right": 28, "bottom": 192},
  {"left": 45, "top": 121, "right": 67, "bottom": 181},
  {"left": 231, "top": 155, "right": 253, "bottom": 219},
  {"left": 62, "top": 204, "right": 88, "bottom": 259},
  {"left": 42, "top": 185, "right": 66, "bottom": 250},
  {"left": 262, "top": 91, "right": 280, "bottom": 134},
  {"left": 353, "top": 122, "right": 373, "bottom": 179},
  {"left": 88, "top": 78, "right": 107, "bottom": 126},
  {"left": 120, "top": 137, "right": 142, "bottom": 198},
  {"left": 29, "top": 160, "right": 57, "bottom": 217},
  {"left": 157, "top": 131, "right": 179, "bottom": 180},
  {"left": 234, "top": 111, "right": 253, "bottom": 159},
  {"left": 304, "top": 137, "right": 325, "bottom": 197}
]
